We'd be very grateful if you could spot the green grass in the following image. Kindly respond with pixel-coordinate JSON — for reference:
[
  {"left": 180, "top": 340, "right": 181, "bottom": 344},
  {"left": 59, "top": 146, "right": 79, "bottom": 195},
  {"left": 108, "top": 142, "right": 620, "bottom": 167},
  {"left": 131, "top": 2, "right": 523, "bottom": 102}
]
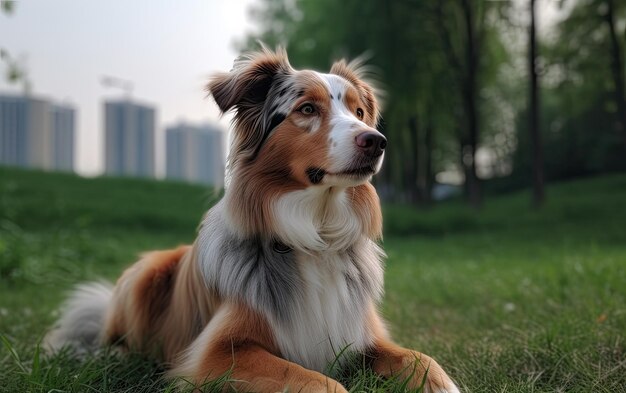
[{"left": 1, "top": 166, "right": 625, "bottom": 392}]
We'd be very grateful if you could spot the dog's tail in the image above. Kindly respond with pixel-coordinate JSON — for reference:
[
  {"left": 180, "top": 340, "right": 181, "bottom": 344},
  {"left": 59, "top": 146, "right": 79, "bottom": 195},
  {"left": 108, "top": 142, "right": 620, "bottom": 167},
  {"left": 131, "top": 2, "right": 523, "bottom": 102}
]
[{"left": 44, "top": 281, "right": 113, "bottom": 355}]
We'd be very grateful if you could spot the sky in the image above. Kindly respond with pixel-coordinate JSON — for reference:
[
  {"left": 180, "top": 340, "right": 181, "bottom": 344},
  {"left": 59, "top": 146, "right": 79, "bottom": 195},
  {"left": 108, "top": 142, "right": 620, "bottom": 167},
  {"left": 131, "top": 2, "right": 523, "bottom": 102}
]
[{"left": 0, "top": 0, "right": 258, "bottom": 176}]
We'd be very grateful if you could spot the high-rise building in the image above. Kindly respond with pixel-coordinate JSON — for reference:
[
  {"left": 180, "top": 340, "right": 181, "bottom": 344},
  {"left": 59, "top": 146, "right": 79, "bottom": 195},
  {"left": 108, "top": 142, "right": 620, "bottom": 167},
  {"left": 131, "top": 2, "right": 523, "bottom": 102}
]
[
  {"left": 0, "top": 93, "right": 75, "bottom": 172},
  {"left": 50, "top": 104, "right": 75, "bottom": 172},
  {"left": 104, "top": 100, "right": 155, "bottom": 178},
  {"left": 165, "top": 126, "right": 186, "bottom": 181},
  {"left": 165, "top": 123, "right": 225, "bottom": 188}
]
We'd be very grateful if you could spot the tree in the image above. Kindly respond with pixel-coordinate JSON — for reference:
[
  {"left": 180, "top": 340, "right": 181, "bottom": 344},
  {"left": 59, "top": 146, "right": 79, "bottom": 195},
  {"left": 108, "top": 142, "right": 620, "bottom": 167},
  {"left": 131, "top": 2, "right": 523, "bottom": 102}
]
[
  {"left": 604, "top": 0, "right": 626, "bottom": 150},
  {"left": 510, "top": 0, "right": 626, "bottom": 185},
  {"left": 0, "top": 0, "right": 29, "bottom": 92},
  {"left": 433, "top": 0, "right": 505, "bottom": 208},
  {"left": 529, "top": 0, "right": 545, "bottom": 207},
  {"left": 1, "top": 0, "right": 14, "bottom": 14}
]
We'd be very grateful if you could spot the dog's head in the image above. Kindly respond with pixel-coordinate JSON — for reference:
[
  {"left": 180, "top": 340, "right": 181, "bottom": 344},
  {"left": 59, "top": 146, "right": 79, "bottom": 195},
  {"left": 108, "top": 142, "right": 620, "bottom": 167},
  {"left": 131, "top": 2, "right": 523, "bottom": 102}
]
[
  {"left": 209, "top": 47, "right": 383, "bottom": 244},
  {"left": 209, "top": 47, "right": 384, "bottom": 188}
]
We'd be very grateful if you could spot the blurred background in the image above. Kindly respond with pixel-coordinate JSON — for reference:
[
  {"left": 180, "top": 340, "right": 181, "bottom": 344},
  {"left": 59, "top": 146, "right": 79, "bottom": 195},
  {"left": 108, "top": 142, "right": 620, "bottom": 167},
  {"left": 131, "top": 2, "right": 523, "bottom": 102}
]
[
  {"left": 2, "top": 0, "right": 626, "bottom": 206},
  {"left": 1, "top": 1, "right": 625, "bottom": 391}
]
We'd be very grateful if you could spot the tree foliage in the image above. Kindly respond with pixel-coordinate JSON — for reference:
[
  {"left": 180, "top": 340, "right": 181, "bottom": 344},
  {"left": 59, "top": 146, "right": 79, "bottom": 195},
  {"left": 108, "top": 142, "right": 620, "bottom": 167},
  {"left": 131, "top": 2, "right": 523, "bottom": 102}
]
[
  {"left": 0, "top": 0, "right": 29, "bottom": 92},
  {"left": 1, "top": 0, "right": 14, "bottom": 15}
]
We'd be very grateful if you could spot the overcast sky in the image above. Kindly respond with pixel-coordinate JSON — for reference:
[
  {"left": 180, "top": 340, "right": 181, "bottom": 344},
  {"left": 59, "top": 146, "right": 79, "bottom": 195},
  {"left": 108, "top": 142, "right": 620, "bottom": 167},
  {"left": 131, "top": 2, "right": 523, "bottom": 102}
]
[{"left": 0, "top": 1, "right": 258, "bottom": 176}]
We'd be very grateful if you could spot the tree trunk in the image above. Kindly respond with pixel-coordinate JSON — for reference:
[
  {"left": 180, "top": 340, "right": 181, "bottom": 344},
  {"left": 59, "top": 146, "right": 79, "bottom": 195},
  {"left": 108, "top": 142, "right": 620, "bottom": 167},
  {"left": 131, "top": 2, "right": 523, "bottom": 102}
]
[
  {"left": 605, "top": 0, "right": 626, "bottom": 151},
  {"left": 423, "top": 117, "right": 434, "bottom": 205},
  {"left": 406, "top": 115, "right": 420, "bottom": 203},
  {"left": 460, "top": 139, "right": 471, "bottom": 198},
  {"left": 461, "top": 0, "right": 481, "bottom": 209},
  {"left": 464, "top": 91, "right": 481, "bottom": 209},
  {"left": 529, "top": 0, "right": 545, "bottom": 207}
]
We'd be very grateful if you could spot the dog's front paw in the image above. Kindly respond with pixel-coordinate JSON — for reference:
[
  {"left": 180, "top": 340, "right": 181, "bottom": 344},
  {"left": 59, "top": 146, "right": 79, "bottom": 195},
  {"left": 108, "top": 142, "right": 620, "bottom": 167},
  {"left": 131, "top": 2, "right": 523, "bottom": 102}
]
[
  {"left": 423, "top": 381, "right": 460, "bottom": 393},
  {"left": 418, "top": 355, "right": 460, "bottom": 393},
  {"left": 362, "top": 340, "right": 461, "bottom": 393},
  {"left": 298, "top": 379, "right": 348, "bottom": 393}
]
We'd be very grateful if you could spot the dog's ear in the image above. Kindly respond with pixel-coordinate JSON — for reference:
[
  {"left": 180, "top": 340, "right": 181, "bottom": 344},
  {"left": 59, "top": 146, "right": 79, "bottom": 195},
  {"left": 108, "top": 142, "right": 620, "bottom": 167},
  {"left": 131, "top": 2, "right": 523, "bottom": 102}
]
[
  {"left": 330, "top": 59, "right": 380, "bottom": 128},
  {"left": 208, "top": 47, "right": 292, "bottom": 115},
  {"left": 208, "top": 47, "right": 292, "bottom": 166}
]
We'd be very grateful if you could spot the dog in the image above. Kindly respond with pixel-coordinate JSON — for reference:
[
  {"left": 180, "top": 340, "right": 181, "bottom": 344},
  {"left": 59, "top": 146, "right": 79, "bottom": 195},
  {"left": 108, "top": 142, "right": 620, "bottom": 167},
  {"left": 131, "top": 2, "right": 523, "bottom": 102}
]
[{"left": 45, "top": 47, "right": 460, "bottom": 393}]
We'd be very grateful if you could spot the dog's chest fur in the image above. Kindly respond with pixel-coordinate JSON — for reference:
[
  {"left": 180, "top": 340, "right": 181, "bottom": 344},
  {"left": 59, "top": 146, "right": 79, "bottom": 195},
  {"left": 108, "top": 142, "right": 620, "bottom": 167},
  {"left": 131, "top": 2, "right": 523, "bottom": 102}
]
[
  {"left": 197, "top": 197, "right": 384, "bottom": 372},
  {"left": 272, "top": 246, "right": 383, "bottom": 371}
]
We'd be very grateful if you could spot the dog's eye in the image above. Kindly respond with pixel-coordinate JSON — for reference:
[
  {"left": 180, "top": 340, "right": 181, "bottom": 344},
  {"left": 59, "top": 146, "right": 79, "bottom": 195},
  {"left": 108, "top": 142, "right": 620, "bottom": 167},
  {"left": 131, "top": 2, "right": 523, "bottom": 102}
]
[
  {"left": 298, "top": 103, "right": 316, "bottom": 115},
  {"left": 356, "top": 108, "right": 364, "bottom": 120}
]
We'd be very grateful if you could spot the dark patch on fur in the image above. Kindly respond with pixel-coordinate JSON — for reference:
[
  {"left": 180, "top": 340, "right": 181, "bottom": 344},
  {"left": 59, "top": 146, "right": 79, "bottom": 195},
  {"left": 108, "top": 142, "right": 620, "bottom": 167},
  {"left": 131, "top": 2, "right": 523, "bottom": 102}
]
[
  {"left": 306, "top": 167, "right": 326, "bottom": 184},
  {"left": 267, "top": 113, "right": 286, "bottom": 134},
  {"left": 244, "top": 75, "right": 275, "bottom": 107},
  {"left": 249, "top": 112, "right": 287, "bottom": 161},
  {"left": 215, "top": 233, "right": 302, "bottom": 321},
  {"left": 272, "top": 241, "right": 292, "bottom": 254},
  {"left": 346, "top": 246, "right": 380, "bottom": 300}
]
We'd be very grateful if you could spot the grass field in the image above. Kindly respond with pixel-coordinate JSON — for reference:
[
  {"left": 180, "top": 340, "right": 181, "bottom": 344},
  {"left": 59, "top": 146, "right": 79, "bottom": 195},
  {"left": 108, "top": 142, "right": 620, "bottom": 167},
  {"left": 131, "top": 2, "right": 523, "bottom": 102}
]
[{"left": 1, "top": 166, "right": 625, "bottom": 392}]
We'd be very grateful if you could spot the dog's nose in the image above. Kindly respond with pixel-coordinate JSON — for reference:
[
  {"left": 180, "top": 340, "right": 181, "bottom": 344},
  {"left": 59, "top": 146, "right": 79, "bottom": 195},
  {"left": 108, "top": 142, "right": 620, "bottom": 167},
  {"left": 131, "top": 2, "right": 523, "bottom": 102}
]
[{"left": 355, "top": 131, "right": 387, "bottom": 157}]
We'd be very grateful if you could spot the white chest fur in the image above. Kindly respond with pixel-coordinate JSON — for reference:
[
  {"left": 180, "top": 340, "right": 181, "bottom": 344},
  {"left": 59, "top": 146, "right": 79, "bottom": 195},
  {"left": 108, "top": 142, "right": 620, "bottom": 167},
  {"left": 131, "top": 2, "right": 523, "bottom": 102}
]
[
  {"left": 269, "top": 187, "right": 385, "bottom": 371},
  {"left": 269, "top": 250, "right": 374, "bottom": 372}
]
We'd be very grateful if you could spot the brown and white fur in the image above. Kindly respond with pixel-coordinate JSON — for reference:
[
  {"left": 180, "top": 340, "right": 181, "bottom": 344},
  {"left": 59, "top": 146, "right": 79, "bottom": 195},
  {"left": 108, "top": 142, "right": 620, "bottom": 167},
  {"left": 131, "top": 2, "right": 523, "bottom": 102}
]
[{"left": 45, "top": 48, "right": 460, "bottom": 393}]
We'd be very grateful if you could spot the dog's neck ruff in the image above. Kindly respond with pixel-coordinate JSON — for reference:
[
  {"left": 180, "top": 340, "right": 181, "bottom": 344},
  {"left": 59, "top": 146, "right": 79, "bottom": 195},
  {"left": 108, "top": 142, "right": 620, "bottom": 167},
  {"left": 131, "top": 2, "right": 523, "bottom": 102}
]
[
  {"left": 271, "top": 186, "right": 366, "bottom": 252},
  {"left": 223, "top": 178, "right": 377, "bottom": 252},
  {"left": 196, "top": 187, "right": 385, "bottom": 371}
]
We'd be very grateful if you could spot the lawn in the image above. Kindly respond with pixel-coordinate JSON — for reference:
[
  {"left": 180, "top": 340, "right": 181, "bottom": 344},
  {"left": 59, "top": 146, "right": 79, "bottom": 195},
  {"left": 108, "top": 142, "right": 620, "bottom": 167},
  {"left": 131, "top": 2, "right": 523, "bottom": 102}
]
[{"left": 1, "top": 167, "right": 625, "bottom": 392}]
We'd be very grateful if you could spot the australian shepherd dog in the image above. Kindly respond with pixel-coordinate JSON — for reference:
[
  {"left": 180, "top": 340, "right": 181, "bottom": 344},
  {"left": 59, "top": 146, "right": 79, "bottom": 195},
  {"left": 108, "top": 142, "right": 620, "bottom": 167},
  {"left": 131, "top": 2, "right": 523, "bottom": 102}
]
[{"left": 46, "top": 48, "right": 460, "bottom": 393}]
